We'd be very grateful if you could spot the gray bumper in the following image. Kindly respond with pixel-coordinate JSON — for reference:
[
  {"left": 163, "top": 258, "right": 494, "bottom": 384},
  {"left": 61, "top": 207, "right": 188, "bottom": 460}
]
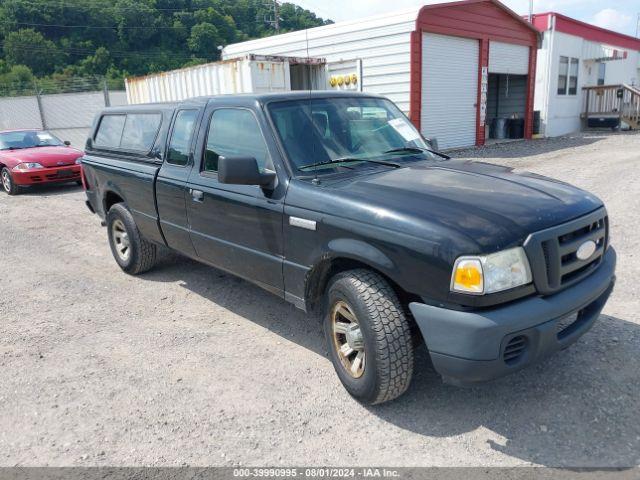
[{"left": 409, "top": 248, "right": 616, "bottom": 385}]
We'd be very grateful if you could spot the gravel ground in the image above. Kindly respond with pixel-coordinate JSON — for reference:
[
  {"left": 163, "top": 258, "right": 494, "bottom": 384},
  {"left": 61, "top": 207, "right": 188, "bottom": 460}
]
[{"left": 1, "top": 132, "right": 638, "bottom": 468}]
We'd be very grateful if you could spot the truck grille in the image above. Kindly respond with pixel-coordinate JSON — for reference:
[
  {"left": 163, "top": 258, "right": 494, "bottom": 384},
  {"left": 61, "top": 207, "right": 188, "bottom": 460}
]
[{"left": 524, "top": 208, "right": 608, "bottom": 295}]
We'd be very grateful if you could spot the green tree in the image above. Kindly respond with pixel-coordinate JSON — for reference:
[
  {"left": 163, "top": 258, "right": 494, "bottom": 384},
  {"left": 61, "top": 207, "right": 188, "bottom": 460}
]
[
  {"left": 2, "top": 29, "right": 59, "bottom": 76},
  {"left": 0, "top": 65, "right": 35, "bottom": 95},
  {"left": 0, "top": 0, "right": 331, "bottom": 92},
  {"left": 79, "top": 47, "right": 112, "bottom": 76},
  {"left": 188, "top": 23, "right": 222, "bottom": 60}
]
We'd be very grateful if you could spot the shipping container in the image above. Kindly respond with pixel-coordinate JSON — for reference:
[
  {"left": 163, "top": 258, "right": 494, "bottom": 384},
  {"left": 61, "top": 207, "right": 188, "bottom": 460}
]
[{"left": 125, "top": 55, "right": 326, "bottom": 105}]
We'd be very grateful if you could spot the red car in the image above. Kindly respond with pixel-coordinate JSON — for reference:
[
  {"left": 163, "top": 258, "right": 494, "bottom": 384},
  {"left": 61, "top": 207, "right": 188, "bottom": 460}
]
[{"left": 0, "top": 129, "right": 84, "bottom": 195}]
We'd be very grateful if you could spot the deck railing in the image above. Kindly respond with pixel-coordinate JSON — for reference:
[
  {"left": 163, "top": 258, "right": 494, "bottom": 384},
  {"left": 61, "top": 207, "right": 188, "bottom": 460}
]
[{"left": 582, "top": 84, "right": 640, "bottom": 129}]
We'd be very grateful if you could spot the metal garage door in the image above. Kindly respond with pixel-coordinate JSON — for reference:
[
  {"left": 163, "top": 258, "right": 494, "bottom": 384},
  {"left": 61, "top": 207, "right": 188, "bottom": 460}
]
[
  {"left": 421, "top": 33, "right": 479, "bottom": 150},
  {"left": 489, "top": 42, "right": 529, "bottom": 75}
]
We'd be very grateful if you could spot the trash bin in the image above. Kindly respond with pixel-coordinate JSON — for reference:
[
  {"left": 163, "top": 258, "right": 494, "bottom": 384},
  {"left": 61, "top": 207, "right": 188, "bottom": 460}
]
[
  {"left": 508, "top": 118, "right": 525, "bottom": 139},
  {"left": 490, "top": 118, "right": 508, "bottom": 139},
  {"left": 533, "top": 111, "right": 541, "bottom": 135}
]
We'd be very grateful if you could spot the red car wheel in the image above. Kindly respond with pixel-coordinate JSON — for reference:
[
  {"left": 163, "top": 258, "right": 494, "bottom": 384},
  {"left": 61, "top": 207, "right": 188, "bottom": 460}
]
[{"left": 1, "top": 167, "right": 19, "bottom": 195}]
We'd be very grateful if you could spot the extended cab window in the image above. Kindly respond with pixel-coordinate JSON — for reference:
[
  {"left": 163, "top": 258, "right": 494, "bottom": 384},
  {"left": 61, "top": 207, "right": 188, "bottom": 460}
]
[
  {"left": 94, "top": 113, "right": 161, "bottom": 152},
  {"left": 94, "top": 115, "right": 126, "bottom": 148},
  {"left": 167, "top": 110, "right": 198, "bottom": 166},
  {"left": 120, "top": 113, "right": 162, "bottom": 151},
  {"left": 203, "top": 109, "right": 269, "bottom": 173}
]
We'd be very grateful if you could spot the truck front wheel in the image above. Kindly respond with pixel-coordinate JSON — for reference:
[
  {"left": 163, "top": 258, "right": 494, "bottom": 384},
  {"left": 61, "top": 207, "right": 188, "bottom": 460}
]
[
  {"left": 106, "top": 203, "right": 157, "bottom": 275},
  {"left": 324, "top": 269, "right": 414, "bottom": 405}
]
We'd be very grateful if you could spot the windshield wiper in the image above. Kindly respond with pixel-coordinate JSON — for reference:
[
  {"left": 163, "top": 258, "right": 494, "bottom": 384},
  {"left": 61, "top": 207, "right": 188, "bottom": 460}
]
[
  {"left": 384, "top": 146, "right": 450, "bottom": 160},
  {"left": 298, "top": 157, "right": 402, "bottom": 171}
]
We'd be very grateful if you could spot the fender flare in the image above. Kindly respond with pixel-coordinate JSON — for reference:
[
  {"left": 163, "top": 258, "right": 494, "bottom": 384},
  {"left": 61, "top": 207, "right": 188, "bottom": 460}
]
[
  {"left": 102, "top": 180, "right": 128, "bottom": 214},
  {"left": 304, "top": 238, "right": 398, "bottom": 308}
]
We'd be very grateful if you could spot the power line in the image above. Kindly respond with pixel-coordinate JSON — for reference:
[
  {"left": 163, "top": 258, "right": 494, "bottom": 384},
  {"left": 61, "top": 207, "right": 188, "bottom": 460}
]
[
  {"left": 0, "top": 42, "right": 199, "bottom": 60},
  {"left": 0, "top": 20, "right": 182, "bottom": 30},
  {"left": 0, "top": 0, "right": 209, "bottom": 13}
]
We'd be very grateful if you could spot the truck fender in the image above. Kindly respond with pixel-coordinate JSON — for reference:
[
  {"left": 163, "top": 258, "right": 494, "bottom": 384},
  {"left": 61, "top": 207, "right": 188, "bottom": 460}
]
[
  {"left": 327, "top": 238, "right": 395, "bottom": 270},
  {"left": 304, "top": 239, "right": 397, "bottom": 310},
  {"left": 102, "top": 181, "right": 128, "bottom": 214}
]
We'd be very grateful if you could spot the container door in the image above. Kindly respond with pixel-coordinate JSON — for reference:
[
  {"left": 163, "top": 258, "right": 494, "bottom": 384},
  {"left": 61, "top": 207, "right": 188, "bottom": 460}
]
[
  {"left": 421, "top": 33, "right": 479, "bottom": 149},
  {"left": 156, "top": 108, "right": 202, "bottom": 256}
]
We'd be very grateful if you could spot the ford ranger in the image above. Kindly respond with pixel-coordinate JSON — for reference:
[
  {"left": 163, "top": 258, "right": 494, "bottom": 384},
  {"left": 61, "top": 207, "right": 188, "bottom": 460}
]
[{"left": 82, "top": 92, "right": 616, "bottom": 404}]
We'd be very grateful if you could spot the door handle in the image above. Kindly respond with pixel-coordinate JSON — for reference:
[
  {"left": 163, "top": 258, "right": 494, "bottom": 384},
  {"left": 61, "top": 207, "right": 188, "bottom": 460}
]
[{"left": 190, "top": 189, "right": 204, "bottom": 202}]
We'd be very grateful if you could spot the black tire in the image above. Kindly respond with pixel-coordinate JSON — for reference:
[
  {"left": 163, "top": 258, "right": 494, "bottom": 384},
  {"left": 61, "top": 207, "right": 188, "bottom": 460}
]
[
  {"left": 324, "top": 269, "right": 414, "bottom": 405},
  {"left": 106, "top": 203, "right": 157, "bottom": 275},
  {"left": 1, "top": 167, "right": 20, "bottom": 195},
  {"left": 75, "top": 180, "right": 83, "bottom": 186}
]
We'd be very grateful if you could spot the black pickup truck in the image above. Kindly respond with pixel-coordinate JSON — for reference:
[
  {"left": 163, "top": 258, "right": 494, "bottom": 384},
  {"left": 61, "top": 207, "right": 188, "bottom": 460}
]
[{"left": 82, "top": 92, "right": 616, "bottom": 404}]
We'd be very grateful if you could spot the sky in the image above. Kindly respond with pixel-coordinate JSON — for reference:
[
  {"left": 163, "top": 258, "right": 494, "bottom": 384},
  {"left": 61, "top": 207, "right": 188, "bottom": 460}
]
[{"left": 294, "top": 0, "right": 640, "bottom": 37}]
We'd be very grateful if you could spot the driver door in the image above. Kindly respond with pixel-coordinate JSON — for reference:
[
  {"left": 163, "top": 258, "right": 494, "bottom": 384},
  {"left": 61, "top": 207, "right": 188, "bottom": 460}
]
[{"left": 186, "top": 106, "right": 285, "bottom": 294}]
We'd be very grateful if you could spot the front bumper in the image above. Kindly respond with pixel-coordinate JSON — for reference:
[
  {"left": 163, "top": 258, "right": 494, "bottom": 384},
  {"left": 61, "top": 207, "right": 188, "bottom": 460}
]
[
  {"left": 12, "top": 165, "right": 81, "bottom": 185},
  {"left": 409, "top": 247, "right": 616, "bottom": 385}
]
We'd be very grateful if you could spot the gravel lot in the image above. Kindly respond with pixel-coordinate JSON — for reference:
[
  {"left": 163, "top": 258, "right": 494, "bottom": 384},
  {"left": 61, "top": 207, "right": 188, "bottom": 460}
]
[{"left": 1, "top": 132, "right": 638, "bottom": 468}]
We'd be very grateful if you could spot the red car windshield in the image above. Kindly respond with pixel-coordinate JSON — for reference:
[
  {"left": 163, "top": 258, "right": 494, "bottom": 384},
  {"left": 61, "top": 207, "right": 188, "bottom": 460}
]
[{"left": 0, "top": 131, "right": 65, "bottom": 151}]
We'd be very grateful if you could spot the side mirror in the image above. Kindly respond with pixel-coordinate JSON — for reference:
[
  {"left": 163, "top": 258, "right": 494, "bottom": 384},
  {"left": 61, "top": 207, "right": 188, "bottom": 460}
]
[
  {"left": 218, "top": 156, "right": 276, "bottom": 189},
  {"left": 64, "top": 140, "right": 71, "bottom": 146}
]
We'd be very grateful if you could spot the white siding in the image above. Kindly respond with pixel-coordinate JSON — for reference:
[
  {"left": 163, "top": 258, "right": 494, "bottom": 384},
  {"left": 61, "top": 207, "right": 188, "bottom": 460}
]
[
  {"left": 489, "top": 41, "right": 530, "bottom": 75},
  {"left": 222, "top": 8, "right": 419, "bottom": 113},
  {"left": 536, "top": 24, "right": 640, "bottom": 137},
  {"left": 421, "top": 33, "right": 479, "bottom": 149}
]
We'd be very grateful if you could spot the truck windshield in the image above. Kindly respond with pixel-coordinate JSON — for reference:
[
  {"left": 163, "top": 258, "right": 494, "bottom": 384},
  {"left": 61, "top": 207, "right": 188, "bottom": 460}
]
[{"left": 268, "top": 97, "right": 436, "bottom": 175}]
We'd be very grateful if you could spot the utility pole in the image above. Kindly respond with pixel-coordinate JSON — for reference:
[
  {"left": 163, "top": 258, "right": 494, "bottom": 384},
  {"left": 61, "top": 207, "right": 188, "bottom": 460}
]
[
  {"left": 264, "top": 0, "right": 281, "bottom": 32},
  {"left": 636, "top": 13, "right": 640, "bottom": 38},
  {"left": 528, "top": 0, "right": 534, "bottom": 23}
]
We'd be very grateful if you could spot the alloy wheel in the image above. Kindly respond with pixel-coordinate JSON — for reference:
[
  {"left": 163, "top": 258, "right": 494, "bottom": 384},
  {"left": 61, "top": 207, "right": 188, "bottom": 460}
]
[
  {"left": 111, "top": 219, "right": 131, "bottom": 262},
  {"left": 331, "top": 300, "right": 366, "bottom": 378},
  {"left": 1, "top": 170, "right": 11, "bottom": 193}
]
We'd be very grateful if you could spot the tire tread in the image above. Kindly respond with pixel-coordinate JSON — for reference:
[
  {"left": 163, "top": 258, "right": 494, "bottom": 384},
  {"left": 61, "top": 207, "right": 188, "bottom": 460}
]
[{"left": 330, "top": 269, "right": 414, "bottom": 404}]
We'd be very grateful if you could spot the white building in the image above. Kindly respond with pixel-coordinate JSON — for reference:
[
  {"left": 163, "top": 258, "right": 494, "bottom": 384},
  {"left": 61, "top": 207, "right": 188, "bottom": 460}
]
[
  {"left": 223, "top": 0, "right": 539, "bottom": 150},
  {"left": 532, "top": 12, "right": 640, "bottom": 136}
]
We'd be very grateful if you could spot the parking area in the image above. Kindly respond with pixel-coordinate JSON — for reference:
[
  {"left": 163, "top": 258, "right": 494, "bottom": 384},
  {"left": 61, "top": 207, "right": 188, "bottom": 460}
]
[{"left": 1, "top": 132, "right": 638, "bottom": 467}]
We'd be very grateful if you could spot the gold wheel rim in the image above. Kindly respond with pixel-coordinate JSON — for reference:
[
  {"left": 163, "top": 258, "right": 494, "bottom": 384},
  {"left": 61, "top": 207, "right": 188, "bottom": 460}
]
[{"left": 331, "top": 300, "right": 365, "bottom": 379}]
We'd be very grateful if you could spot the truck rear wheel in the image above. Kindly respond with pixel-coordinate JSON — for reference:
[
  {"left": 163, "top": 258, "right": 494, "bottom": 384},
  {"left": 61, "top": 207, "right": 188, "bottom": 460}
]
[
  {"left": 324, "top": 269, "right": 414, "bottom": 405},
  {"left": 106, "top": 203, "right": 157, "bottom": 275}
]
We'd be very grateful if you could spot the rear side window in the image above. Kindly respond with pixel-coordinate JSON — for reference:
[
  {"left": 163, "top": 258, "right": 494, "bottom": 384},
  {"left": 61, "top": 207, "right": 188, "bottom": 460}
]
[
  {"left": 94, "top": 115, "right": 126, "bottom": 148},
  {"left": 203, "top": 109, "right": 270, "bottom": 173},
  {"left": 120, "top": 113, "right": 162, "bottom": 151},
  {"left": 166, "top": 110, "right": 198, "bottom": 166},
  {"left": 94, "top": 112, "right": 161, "bottom": 152}
]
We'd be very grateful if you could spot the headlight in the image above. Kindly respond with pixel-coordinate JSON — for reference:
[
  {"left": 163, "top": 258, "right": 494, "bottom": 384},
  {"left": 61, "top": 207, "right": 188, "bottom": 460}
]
[
  {"left": 13, "top": 162, "right": 44, "bottom": 171},
  {"left": 75, "top": 158, "right": 82, "bottom": 165},
  {"left": 451, "top": 247, "right": 532, "bottom": 295}
]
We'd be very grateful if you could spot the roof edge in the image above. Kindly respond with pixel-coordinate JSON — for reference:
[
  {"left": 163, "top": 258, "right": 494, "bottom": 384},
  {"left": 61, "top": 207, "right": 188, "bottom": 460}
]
[
  {"left": 532, "top": 12, "right": 640, "bottom": 50},
  {"left": 418, "top": 0, "right": 540, "bottom": 36}
]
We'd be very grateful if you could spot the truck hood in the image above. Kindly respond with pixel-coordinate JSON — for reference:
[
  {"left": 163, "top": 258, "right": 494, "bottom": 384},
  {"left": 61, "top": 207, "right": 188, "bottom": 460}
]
[
  {"left": 0, "top": 146, "right": 83, "bottom": 168},
  {"left": 327, "top": 159, "right": 604, "bottom": 251}
]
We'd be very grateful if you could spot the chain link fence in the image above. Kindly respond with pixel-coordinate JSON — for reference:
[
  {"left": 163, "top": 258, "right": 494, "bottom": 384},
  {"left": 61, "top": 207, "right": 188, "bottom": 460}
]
[{"left": 0, "top": 77, "right": 127, "bottom": 148}]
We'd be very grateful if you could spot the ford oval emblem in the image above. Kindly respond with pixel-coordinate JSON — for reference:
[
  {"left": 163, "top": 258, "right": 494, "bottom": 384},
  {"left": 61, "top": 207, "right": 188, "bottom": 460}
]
[{"left": 576, "top": 240, "right": 597, "bottom": 261}]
